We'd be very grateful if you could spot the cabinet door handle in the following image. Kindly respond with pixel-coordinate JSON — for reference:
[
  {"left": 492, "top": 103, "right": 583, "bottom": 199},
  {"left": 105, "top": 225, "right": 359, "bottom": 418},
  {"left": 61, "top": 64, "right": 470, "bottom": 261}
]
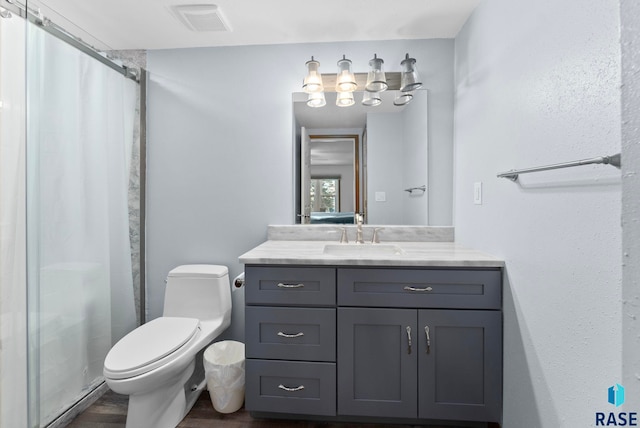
[
  {"left": 277, "top": 282, "right": 305, "bottom": 288},
  {"left": 424, "top": 325, "right": 431, "bottom": 354},
  {"left": 278, "top": 384, "right": 305, "bottom": 392},
  {"left": 403, "top": 286, "right": 433, "bottom": 292},
  {"left": 406, "top": 326, "right": 412, "bottom": 354},
  {"left": 277, "top": 331, "right": 304, "bottom": 338}
]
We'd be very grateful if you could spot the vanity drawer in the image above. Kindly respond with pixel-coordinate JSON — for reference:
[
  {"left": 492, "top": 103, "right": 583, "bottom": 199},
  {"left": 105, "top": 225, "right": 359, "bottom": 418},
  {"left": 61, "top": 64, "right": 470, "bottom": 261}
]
[
  {"left": 245, "top": 266, "right": 336, "bottom": 306},
  {"left": 246, "top": 359, "right": 336, "bottom": 416},
  {"left": 337, "top": 268, "right": 501, "bottom": 309},
  {"left": 245, "top": 307, "right": 336, "bottom": 362}
]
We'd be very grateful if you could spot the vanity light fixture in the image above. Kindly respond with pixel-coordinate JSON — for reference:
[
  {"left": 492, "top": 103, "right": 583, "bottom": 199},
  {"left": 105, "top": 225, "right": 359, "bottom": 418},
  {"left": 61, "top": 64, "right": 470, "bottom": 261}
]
[
  {"left": 399, "top": 53, "right": 422, "bottom": 92},
  {"left": 336, "top": 91, "right": 355, "bottom": 107},
  {"left": 302, "top": 56, "right": 324, "bottom": 93},
  {"left": 307, "top": 91, "right": 326, "bottom": 108},
  {"left": 365, "top": 54, "right": 388, "bottom": 93},
  {"left": 301, "top": 54, "right": 422, "bottom": 107},
  {"left": 335, "top": 55, "right": 357, "bottom": 93}
]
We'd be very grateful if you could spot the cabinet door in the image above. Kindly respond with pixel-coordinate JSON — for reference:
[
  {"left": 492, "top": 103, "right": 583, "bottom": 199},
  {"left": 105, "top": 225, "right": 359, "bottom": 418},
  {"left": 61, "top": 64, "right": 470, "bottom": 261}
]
[
  {"left": 418, "top": 310, "right": 502, "bottom": 422},
  {"left": 337, "top": 308, "right": 417, "bottom": 418}
]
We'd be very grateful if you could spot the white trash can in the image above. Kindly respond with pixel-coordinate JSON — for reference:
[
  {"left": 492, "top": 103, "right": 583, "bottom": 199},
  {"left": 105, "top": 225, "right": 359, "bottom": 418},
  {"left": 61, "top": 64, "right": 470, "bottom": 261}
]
[{"left": 203, "top": 340, "right": 245, "bottom": 413}]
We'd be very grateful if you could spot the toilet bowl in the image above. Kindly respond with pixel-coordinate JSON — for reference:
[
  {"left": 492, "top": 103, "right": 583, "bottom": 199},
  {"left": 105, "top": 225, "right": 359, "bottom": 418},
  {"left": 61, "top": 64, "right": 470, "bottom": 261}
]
[{"left": 103, "top": 265, "right": 232, "bottom": 428}]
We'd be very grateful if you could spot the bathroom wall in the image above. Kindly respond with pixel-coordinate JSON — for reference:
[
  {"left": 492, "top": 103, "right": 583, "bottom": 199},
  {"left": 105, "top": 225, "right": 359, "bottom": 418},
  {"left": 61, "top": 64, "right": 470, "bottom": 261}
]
[
  {"left": 621, "top": 0, "right": 640, "bottom": 402},
  {"left": 146, "top": 39, "right": 454, "bottom": 338},
  {"left": 454, "top": 0, "right": 622, "bottom": 424}
]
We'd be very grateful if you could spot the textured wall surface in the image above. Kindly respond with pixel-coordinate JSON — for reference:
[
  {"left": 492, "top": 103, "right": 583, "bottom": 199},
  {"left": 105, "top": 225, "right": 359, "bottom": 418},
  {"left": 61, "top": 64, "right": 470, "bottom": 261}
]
[
  {"left": 454, "top": 0, "right": 622, "bottom": 425},
  {"left": 621, "top": 0, "right": 640, "bottom": 405},
  {"left": 128, "top": 85, "right": 141, "bottom": 325},
  {"left": 108, "top": 49, "right": 146, "bottom": 325}
]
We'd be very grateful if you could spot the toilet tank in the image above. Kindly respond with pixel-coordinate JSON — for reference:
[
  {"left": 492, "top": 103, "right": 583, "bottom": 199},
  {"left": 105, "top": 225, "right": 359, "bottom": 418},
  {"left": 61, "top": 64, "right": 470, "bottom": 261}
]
[{"left": 163, "top": 264, "right": 231, "bottom": 321}]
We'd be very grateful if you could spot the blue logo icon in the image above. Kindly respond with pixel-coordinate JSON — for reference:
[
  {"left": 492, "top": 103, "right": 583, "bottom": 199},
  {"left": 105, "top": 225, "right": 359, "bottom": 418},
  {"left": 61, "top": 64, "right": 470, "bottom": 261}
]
[{"left": 609, "top": 384, "right": 625, "bottom": 407}]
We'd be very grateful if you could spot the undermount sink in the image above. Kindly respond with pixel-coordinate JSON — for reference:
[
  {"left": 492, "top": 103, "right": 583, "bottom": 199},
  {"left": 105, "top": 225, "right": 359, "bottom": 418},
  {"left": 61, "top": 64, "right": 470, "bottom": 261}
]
[{"left": 322, "top": 243, "right": 405, "bottom": 256}]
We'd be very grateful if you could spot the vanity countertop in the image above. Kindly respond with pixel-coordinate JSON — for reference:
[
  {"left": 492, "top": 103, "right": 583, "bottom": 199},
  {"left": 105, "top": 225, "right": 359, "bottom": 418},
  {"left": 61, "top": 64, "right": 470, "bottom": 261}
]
[{"left": 239, "top": 240, "right": 504, "bottom": 268}]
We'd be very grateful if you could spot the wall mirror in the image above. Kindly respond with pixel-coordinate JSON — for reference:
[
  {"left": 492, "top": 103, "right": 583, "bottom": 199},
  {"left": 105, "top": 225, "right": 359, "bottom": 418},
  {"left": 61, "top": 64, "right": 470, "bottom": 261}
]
[{"left": 293, "top": 89, "right": 431, "bottom": 225}]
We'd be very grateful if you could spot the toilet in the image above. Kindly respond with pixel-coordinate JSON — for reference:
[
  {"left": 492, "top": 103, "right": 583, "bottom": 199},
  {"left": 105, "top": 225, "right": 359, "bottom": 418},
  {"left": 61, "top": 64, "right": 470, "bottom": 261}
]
[{"left": 103, "top": 264, "right": 232, "bottom": 428}]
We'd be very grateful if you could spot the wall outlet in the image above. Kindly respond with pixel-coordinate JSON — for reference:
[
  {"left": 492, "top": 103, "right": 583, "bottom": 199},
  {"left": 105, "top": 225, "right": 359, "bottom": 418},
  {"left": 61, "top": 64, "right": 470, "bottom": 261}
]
[
  {"left": 375, "top": 191, "right": 386, "bottom": 202},
  {"left": 474, "top": 182, "right": 482, "bottom": 205}
]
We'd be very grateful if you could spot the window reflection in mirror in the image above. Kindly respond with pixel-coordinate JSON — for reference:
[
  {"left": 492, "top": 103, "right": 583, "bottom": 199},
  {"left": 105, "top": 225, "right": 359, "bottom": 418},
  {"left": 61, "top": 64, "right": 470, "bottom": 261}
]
[{"left": 310, "top": 178, "right": 340, "bottom": 212}]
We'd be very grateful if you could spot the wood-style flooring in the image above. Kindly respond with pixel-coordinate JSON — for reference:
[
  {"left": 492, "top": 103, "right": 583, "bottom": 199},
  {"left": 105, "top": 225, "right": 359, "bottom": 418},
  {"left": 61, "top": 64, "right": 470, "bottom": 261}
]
[{"left": 66, "top": 390, "right": 499, "bottom": 428}]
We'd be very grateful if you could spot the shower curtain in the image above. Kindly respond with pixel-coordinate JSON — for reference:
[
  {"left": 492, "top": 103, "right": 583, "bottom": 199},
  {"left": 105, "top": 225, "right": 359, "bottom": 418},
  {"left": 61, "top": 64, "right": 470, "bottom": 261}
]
[{"left": 26, "top": 22, "right": 137, "bottom": 426}]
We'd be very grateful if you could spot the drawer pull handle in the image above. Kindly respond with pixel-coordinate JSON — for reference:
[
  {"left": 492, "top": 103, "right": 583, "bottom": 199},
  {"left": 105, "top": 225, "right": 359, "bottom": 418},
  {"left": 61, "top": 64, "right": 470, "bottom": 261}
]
[
  {"left": 277, "top": 282, "right": 305, "bottom": 288},
  {"left": 424, "top": 325, "right": 431, "bottom": 354},
  {"left": 277, "top": 331, "right": 304, "bottom": 338},
  {"left": 403, "top": 286, "right": 433, "bottom": 292},
  {"left": 406, "top": 326, "right": 412, "bottom": 354},
  {"left": 278, "top": 384, "right": 305, "bottom": 392}
]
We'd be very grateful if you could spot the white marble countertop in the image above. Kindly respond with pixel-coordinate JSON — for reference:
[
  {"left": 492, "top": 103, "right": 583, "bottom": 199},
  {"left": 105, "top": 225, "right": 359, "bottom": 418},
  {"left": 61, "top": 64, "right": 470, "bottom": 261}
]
[{"left": 238, "top": 240, "right": 504, "bottom": 268}]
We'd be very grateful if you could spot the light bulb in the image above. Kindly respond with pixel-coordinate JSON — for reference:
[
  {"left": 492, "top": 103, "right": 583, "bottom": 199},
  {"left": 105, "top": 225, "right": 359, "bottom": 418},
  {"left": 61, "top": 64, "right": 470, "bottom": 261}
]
[
  {"left": 303, "top": 57, "right": 324, "bottom": 93},
  {"left": 335, "top": 55, "right": 357, "bottom": 93}
]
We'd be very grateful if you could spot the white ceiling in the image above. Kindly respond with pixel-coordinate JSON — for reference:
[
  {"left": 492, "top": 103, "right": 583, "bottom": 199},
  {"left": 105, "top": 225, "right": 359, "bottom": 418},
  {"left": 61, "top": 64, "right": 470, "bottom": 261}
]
[{"left": 29, "top": 0, "right": 480, "bottom": 51}]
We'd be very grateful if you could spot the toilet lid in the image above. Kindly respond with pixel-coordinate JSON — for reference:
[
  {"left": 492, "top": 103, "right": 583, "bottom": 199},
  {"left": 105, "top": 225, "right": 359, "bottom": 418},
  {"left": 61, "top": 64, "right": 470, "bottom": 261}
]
[{"left": 104, "top": 317, "right": 199, "bottom": 378}]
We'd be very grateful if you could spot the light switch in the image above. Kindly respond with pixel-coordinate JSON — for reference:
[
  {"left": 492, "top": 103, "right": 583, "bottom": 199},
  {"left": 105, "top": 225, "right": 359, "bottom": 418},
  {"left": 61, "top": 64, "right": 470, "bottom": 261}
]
[
  {"left": 474, "top": 182, "right": 482, "bottom": 205},
  {"left": 375, "top": 191, "right": 386, "bottom": 202}
]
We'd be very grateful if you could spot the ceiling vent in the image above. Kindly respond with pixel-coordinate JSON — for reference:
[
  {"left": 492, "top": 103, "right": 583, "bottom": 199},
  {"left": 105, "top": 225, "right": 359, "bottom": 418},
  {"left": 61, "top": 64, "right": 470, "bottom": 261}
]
[{"left": 170, "top": 4, "right": 232, "bottom": 32}]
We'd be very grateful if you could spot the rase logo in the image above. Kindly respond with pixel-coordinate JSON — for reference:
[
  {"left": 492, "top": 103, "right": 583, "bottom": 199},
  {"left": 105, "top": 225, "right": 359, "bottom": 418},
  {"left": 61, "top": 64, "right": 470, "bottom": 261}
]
[
  {"left": 596, "top": 384, "right": 637, "bottom": 426},
  {"left": 610, "top": 384, "right": 626, "bottom": 408}
]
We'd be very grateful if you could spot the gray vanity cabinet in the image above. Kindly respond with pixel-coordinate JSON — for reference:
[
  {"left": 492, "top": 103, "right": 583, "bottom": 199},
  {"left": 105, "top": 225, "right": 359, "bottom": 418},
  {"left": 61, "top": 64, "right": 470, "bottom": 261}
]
[{"left": 244, "top": 264, "right": 503, "bottom": 424}]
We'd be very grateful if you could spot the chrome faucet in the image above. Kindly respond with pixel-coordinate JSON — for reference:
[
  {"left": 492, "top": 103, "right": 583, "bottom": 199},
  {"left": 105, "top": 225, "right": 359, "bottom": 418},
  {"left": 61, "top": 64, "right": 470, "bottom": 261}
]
[{"left": 355, "top": 213, "right": 364, "bottom": 244}]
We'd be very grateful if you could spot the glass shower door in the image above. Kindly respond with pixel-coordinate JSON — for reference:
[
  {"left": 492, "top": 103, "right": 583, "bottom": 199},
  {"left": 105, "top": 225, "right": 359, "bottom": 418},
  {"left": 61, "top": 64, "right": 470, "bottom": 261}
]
[
  {"left": 0, "top": 7, "right": 28, "bottom": 428},
  {"left": 25, "top": 18, "right": 138, "bottom": 427}
]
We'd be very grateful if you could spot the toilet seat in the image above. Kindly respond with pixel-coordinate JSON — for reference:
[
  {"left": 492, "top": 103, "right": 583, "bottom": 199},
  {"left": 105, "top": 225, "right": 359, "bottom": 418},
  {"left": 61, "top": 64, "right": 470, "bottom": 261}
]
[{"left": 104, "top": 317, "right": 200, "bottom": 380}]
